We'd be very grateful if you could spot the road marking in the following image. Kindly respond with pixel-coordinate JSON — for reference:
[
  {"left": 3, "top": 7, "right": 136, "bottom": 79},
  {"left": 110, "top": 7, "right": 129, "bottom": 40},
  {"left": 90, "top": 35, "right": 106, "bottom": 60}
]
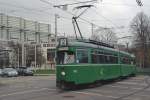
[
  {"left": 107, "top": 85, "right": 142, "bottom": 90},
  {"left": 107, "top": 85, "right": 129, "bottom": 89},
  {"left": 130, "top": 76, "right": 148, "bottom": 80},
  {"left": 134, "top": 94, "right": 150, "bottom": 97},
  {"left": 0, "top": 77, "right": 55, "bottom": 84},
  {"left": 73, "top": 91, "right": 118, "bottom": 99},
  {"left": 116, "top": 81, "right": 147, "bottom": 86},
  {"left": 0, "top": 88, "right": 56, "bottom": 98},
  {"left": 89, "top": 89, "right": 129, "bottom": 95},
  {"left": 87, "top": 89, "right": 150, "bottom": 100}
]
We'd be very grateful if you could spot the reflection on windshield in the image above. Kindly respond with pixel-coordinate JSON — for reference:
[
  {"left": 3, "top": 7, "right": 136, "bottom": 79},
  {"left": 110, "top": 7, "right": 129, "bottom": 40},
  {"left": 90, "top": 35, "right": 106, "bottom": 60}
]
[{"left": 57, "top": 52, "right": 75, "bottom": 64}]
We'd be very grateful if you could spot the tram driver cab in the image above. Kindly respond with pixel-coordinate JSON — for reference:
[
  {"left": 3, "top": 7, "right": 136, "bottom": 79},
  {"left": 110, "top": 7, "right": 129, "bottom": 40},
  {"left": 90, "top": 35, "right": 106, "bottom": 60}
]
[{"left": 57, "top": 38, "right": 75, "bottom": 65}]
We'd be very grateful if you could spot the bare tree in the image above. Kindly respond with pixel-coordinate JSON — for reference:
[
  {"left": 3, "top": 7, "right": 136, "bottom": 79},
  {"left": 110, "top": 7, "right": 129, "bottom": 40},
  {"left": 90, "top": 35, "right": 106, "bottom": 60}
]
[
  {"left": 91, "top": 27, "right": 117, "bottom": 44},
  {"left": 130, "top": 12, "right": 150, "bottom": 67}
]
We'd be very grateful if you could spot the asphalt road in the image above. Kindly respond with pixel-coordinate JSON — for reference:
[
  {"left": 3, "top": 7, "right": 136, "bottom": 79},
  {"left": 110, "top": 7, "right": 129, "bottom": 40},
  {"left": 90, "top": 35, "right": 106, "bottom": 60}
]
[{"left": 0, "top": 75, "right": 150, "bottom": 100}]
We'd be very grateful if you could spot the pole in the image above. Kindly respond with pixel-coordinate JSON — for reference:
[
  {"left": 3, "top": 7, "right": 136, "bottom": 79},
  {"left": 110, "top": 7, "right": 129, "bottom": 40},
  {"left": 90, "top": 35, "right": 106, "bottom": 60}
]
[
  {"left": 21, "top": 19, "right": 26, "bottom": 67},
  {"left": 55, "top": 14, "right": 58, "bottom": 39},
  {"left": 19, "top": 18, "right": 22, "bottom": 41},
  {"left": 24, "top": 19, "right": 27, "bottom": 67},
  {"left": 48, "top": 24, "right": 51, "bottom": 43},
  {"left": 126, "top": 42, "right": 129, "bottom": 52},
  {"left": 91, "top": 23, "right": 94, "bottom": 35},
  {"left": 34, "top": 22, "right": 38, "bottom": 70},
  {"left": 18, "top": 48, "right": 19, "bottom": 67},
  {"left": 38, "top": 23, "right": 40, "bottom": 43},
  {"left": 55, "top": 14, "right": 58, "bottom": 69},
  {"left": 19, "top": 18, "right": 23, "bottom": 67},
  {"left": 22, "top": 42, "right": 24, "bottom": 67},
  {"left": 35, "top": 44, "right": 37, "bottom": 70},
  {"left": 6, "top": 15, "right": 10, "bottom": 40},
  {"left": 117, "top": 45, "right": 121, "bottom": 75},
  {"left": 0, "top": 13, "right": 3, "bottom": 39}
]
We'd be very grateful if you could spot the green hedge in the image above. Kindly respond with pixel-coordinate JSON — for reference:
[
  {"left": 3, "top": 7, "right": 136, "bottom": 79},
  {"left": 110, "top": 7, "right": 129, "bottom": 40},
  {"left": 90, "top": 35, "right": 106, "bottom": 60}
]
[
  {"left": 136, "top": 67, "right": 150, "bottom": 75},
  {"left": 34, "top": 69, "right": 56, "bottom": 74}
]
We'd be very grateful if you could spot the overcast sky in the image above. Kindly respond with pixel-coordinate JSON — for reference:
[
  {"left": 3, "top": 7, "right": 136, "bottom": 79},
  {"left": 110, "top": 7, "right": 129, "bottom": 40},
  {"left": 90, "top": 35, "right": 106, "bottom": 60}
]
[{"left": 0, "top": 0, "right": 149, "bottom": 43}]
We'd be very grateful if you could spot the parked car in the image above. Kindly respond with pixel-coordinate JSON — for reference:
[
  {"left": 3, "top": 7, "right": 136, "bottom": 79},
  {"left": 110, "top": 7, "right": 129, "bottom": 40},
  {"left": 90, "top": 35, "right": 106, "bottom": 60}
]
[
  {"left": 2, "top": 68, "right": 18, "bottom": 77},
  {"left": 16, "top": 67, "right": 33, "bottom": 76}
]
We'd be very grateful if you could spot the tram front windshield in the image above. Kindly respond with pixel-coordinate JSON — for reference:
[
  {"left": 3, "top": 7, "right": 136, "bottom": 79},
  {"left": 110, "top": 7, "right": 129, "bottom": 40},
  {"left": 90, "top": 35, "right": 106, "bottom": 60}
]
[{"left": 57, "top": 51, "right": 75, "bottom": 64}]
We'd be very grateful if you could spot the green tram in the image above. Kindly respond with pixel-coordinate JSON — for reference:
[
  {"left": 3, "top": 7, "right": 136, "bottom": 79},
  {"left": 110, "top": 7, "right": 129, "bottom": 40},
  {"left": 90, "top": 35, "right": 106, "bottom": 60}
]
[{"left": 56, "top": 38, "right": 136, "bottom": 89}]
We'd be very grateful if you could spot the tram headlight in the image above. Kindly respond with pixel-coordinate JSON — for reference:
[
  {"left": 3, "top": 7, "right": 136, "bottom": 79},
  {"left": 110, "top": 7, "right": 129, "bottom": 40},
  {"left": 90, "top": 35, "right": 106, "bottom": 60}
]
[{"left": 61, "top": 71, "right": 66, "bottom": 76}]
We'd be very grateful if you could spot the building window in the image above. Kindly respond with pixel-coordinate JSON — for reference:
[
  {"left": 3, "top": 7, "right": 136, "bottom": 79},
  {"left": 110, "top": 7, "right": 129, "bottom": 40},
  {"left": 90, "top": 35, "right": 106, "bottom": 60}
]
[
  {"left": 51, "top": 39, "right": 55, "bottom": 42},
  {"left": 43, "top": 44, "right": 47, "bottom": 47},
  {"left": 47, "top": 49, "right": 55, "bottom": 62}
]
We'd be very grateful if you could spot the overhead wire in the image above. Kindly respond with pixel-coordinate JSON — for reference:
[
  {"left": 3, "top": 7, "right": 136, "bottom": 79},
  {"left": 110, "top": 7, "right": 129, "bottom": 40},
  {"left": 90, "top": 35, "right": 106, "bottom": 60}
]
[
  {"left": 53, "top": 0, "right": 97, "bottom": 7},
  {"left": 90, "top": 7, "right": 130, "bottom": 35},
  {"left": 1, "top": 0, "right": 140, "bottom": 40},
  {"left": 41, "top": 0, "right": 106, "bottom": 29},
  {"left": 91, "top": 7, "right": 122, "bottom": 28},
  {"left": 0, "top": 0, "right": 119, "bottom": 30}
]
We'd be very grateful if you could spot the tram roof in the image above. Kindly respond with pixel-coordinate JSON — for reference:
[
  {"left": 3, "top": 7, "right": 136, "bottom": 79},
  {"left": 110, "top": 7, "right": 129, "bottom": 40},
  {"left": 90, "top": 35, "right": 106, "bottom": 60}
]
[{"left": 67, "top": 39, "right": 132, "bottom": 57}]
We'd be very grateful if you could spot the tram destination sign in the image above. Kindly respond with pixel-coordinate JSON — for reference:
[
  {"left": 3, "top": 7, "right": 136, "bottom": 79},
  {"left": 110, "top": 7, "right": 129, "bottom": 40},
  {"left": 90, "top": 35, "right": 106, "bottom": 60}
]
[{"left": 59, "top": 38, "right": 68, "bottom": 47}]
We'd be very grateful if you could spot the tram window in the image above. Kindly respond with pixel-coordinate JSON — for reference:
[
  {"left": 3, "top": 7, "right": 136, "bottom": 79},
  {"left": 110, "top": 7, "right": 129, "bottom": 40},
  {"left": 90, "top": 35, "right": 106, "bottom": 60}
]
[
  {"left": 114, "top": 57, "right": 118, "bottom": 63},
  {"left": 109, "top": 56, "right": 118, "bottom": 64},
  {"left": 91, "top": 54, "right": 98, "bottom": 63},
  {"left": 122, "top": 57, "right": 130, "bottom": 64},
  {"left": 131, "top": 59, "right": 135, "bottom": 65},
  {"left": 64, "top": 52, "right": 75, "bottom": 64},
  {"left": 122, "top": 57, "right": 126, "bottom": 64},
  {"left": 77, "top": 49, "right": 88, "bottom": 63},
  {"left": 99, "top": 55, "right": 105, "bottom": 63},
  {"left": 57, "top": 52, "right": 64, "bottom": 64},
  {"left": 105, "top": 55, "right": 111, "bottom": 63},
  {"left": 57, "top": 51, "right": 75, "bottom": 64},
  {"left": 91, "top": 50, "right": 105, "bottom": 64},
  {"left": 91, "top": 51, "right": 119, "bottom": 64}
]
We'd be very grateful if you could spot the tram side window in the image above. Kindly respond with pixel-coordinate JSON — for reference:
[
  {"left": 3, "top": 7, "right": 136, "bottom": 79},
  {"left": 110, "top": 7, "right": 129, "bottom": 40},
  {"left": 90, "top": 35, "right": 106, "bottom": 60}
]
[
  {"left": 91, "top": 51, "right": 105, "bottom": 64},
  {"left": 104, "top": 55, "right": 118, "bottom": 64},
  {"left": 110, "top": 56, "right": 118, "bottom": 64},
  {"left": 91, "top": 51, "right": 118, "bottom": 64},
  {"left": 76, "top": 49, "right": 88, "bottom": 63},
  {"left": 99, "top": 55, "right": 105, "bottom": 63},
  {"left": 105, "top": 55, "right": 111, "bottom": 63},
  {"left": 131, "top": 59, "right": 135, "bottom": 65},
  {"left": 91, "top": 53, "right": 98, "bottom": 63},
  {"left": 122, "top": 57, "right": 130, "bottom": 64}
]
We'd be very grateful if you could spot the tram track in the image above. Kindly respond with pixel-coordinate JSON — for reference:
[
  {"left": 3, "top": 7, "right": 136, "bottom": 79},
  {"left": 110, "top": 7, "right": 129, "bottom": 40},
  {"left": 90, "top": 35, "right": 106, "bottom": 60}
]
[
  {"left": 54, "top": 76, "right": 150, "bottom": 99},
  {"left": 114, "top": 76, "right": 150, "bottom": 100}
]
